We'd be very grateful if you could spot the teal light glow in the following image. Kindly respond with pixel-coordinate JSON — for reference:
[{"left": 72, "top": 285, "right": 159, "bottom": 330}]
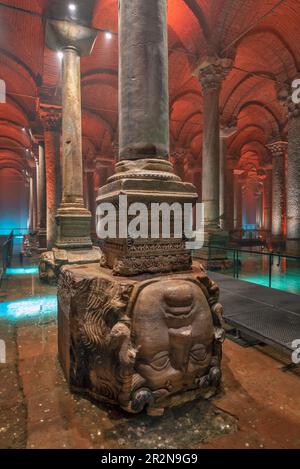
[
  {"left": 240, "top": 273, "right": 300, "bottom": 295},
  {"left": 0, "top": 296, "right": 57, "bottom": 320},
  {"left": 6, "top": 266, "right": 39, "bottom": 276}
]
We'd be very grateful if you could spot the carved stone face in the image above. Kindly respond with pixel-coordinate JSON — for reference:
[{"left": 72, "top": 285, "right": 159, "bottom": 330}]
[{"left": 132, "top": 280, "right": 214, "bottom": 394}]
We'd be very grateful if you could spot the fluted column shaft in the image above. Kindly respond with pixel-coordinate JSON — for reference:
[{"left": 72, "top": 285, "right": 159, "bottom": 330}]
[{"left": 267, "top": 142, "right": 287, "bottom": 240}]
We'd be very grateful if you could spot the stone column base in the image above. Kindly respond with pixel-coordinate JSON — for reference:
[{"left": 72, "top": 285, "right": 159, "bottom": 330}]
[
  {"left": 55, "top": 207, "right": 93, "bottom": 250},
  {"left": 39, "top": 246, "right": 103, "bottom": 284},
  {"left": 57, "top": 262, "right": 225, "bottom": 416},
  {"left": 193, "top": 229, "right": 232, "bottom": 270}
]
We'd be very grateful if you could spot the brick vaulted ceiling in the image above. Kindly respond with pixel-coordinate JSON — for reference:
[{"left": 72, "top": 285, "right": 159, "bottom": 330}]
[{"left": 0, "top": 0, "right": 299, "bottom": 180}]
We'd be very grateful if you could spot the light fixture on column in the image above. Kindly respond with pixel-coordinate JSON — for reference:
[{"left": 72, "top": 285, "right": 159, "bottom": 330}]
[
  {"left": 57, "top": 51, "right": 63, "bottom": 60},
  {"left": 105, "top": 31, "right": 112, "bottom": 40},
  {"left": 68, "top": 3, "right": 76, "bottom": 12}
]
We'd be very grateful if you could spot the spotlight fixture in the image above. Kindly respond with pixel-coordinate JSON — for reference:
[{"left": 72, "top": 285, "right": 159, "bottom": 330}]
[
  {"left": 68, "top": 4, "right": 76, "bottom": 12},
  {"left": 105, "top": 32, "right": 112, "bottom": 40},
  {"left": 57, "top": 51, "right": 64, "bottom": 60}
]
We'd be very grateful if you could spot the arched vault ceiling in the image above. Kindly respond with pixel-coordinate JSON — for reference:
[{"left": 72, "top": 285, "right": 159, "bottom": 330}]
[{"left": 0, "top": 0, "right": 299, "bottom": 169}]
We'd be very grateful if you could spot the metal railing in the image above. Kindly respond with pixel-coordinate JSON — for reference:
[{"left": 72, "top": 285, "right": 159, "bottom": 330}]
[{"left": 204, "top": 244, "right": 300, "bottom": 293}]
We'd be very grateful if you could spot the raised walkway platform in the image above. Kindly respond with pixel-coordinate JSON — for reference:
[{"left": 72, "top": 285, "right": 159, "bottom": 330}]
[{"left": 209, "top": 272, "right": 300, "bottom": 355}]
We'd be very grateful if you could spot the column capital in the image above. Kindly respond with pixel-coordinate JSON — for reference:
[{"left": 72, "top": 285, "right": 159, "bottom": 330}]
[
  {"left": 266, "top": 140, "right": 288, "bottom": 157},
  {"left": 46, "top": 20, "right": 97, "bottom": 57},
  {"left": 39, "top": 104, "right": 62, "bottom": 132},
  {"left": 194, "top": 56, "right": 234, "bottom": 91}
]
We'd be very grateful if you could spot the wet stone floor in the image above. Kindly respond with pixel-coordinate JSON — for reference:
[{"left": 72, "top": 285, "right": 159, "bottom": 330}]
[{"left": 1, "top": 255, "right": 300, "bottom": 449}]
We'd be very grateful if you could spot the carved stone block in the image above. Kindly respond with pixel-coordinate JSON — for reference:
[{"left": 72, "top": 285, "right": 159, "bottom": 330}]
[{"left": 58, "top": 263, "right": 224, "bottom": 416}]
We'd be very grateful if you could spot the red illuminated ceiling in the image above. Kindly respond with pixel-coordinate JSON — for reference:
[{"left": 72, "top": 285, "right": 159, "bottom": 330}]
[{"left": 0, "top": 0, "right": 299, "bottom": 179}]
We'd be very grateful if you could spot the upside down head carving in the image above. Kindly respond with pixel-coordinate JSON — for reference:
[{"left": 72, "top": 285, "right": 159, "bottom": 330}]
[
  {"left": 132, "top": 280, "right": 215, "bottom": 399},
  {"left": 59, "top": 266, "right": 224, "bottom": 416}
]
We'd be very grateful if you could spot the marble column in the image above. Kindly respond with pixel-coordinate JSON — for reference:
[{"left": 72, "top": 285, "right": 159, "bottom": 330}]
[
  {"left": 263, "top": 168, "right": 272, "bottom": 236},
  {"left": 219, "top": 123, "right": 237, "bottom": 230},
  {"left": 219, "top": 136, "right": 227, "bottom": 230},
  {"left": 119, "top": 0, "right": 169, "bottom": 161},
  {"left": 28, "top": 175, "right": 34, "bottom": 232},
  {"left": 266, "top": 141, "right": 287, "bottom": 245},
  {"left": 41, "top": 108, "right": 62, "bottom": 249},
  {"left": 37, "top": 144, "right": 47, "bottom": 248},
  {"left": 97, "top": 0, "right": 197, "bottom": 274},
  {"left": 226, "top": 161, "right": 236, "bottom": 232},
  {"left": 286, "top": 98, "right": 300, "bottom": 255},
  {"left": 234, "top": 171, "right": 243, "bottom": 231},
  {"left": 45, "top": 20, "right": 98, "bottom": 250},
  {"left": 194, "top": 57, "right": 233, "bottom": 233}
]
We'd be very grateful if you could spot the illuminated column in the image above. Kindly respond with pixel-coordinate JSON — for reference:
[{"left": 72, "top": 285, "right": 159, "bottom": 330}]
[
  {"left": 45, "top": 20, "right": 97, "bottom": 249},
  {"left": 220, "top": 122, "right": 237, "bottom": 230},
  {"left": 41, "top": 107, "right": 62, "bottom": 249},
  {"left": 194, "top": 57, "right": 233, "bottom": 235},
  {"left": 119, "top": 1, "right": 169, "bottom": 161},
  {"left": 28, "top": 175, "right": 34, "bottom": 232},
  {"left": 234, "top": 170, "right": 243, "bottom": 230},
  {"left": 37, "top": 144, "right": 47, "bottom": 248},
  {"left": 97, "top": 0, "right": 197, "bottom": 272},
  {"left": 266, "top": 141, "right": 287, "bottom": 244},
  {"left": 286, "top": 97, "right": 300, "bottom": 255},
  {"left": 226, "top": 159, "right": 236, "bottom": 232},
  {"left": 263, "top": 167, "right": 272, "bottom": 235}
]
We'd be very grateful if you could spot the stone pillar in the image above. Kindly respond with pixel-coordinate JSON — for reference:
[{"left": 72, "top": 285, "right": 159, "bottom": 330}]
[
  {"left": 286, "top": 98, "right": 300, "bottom": 255},
  {"left": 55, "top": 36, "right": 94, "bottom": 249},
  {"left": 37, "top": 144, "right": 47, "bottom": 248},
  {"left": 194, "top": 57, "right": 233, "bottom": 232},
  {"left": 234, "top": 171, "right": 243, "bottom": 231},
  {"left": 266, "top": 141, "right": 287, "bottom": 246},
  {"left": 226, "top": 162, "right": 236, "bottom": 233},
  {"left": 39, "top": 20, "right": 101, "bottom": 283},
  {"left": 263, "top": 167, "right": 272, "bottom": 238},
  {"left": 219, "top": 123, "right": 237, "bottom": 230},
  {"left": 58, "top": 0, "right": 224, "bottom": 417},
  {"left": 28, "top": 175, "right": 34, "bottom": 232},
  {"left": 97, "top": 0, "right": 198, "bottom": 273},
  {"left": 219, "top": 136, "right": 227, "bottom": 230},
  {"left": 46, "top": 20, "right": 98, "bottom": 246},
  {"left": 41, "top": 108, "right": 62, "bottom": 249},
  {"left": 119, "top": 0, "right": 169, "bottom": 161},
  {"left": 256, "top": 191, "right": 263, "bottom": 230}
]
